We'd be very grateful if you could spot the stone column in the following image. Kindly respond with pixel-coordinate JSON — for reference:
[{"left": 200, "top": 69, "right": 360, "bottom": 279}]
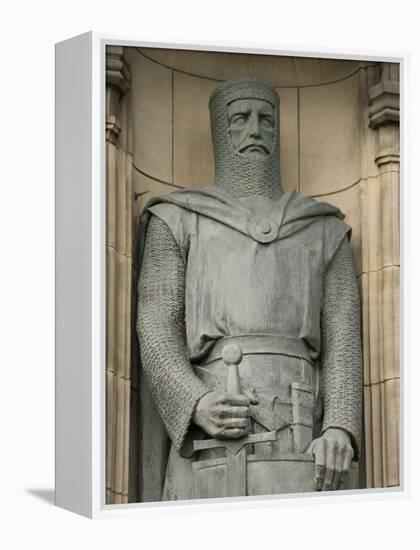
[
  {"left": 105, "top": 47, "right": 133, "bottom": 504},
  {"left": 361, "top": 63, "right": 400, "bottom": 488}
]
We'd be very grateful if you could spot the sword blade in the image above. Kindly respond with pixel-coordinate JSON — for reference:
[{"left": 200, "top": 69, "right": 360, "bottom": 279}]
[{"left": 226, "top": 447, "right": 247, "bottom": 497}]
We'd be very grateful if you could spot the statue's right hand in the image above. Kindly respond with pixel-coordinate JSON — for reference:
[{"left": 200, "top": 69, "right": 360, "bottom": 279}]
[{"left": 193, "top": 390, "right": 258, "bottom": 440}]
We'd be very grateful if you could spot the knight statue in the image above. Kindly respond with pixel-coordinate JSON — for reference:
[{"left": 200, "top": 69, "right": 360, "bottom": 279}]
[{"left": 136, "top": 78, "right": 362, "bottom": 501}]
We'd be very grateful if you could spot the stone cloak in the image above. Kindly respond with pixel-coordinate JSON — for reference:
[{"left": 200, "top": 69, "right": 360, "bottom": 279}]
[{"left": 136, "top": 185, "right": 351, "bottom": 501}]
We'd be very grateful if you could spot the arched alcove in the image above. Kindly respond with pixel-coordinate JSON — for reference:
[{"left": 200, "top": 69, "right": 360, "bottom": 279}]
[{"left": 105, "top": 46, "right": 400, "bottom": 503}]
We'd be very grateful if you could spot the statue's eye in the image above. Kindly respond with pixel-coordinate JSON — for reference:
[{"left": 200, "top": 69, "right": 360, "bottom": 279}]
[
  {"left": 260, "top": 116, "right": 274, "bottom": 128},
  {"left": 230, "top": 114, "right": 247, "bottom": 125}
]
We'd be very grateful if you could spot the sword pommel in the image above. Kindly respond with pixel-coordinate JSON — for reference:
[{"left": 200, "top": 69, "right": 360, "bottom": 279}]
[{"left": 222, "top": 343, "right": 243, "bottom": 365}]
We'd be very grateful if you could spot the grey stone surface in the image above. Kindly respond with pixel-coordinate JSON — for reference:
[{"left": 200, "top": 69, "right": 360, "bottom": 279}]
[{"left": 136, "top": 78, "right": 362, "bottom": 501}]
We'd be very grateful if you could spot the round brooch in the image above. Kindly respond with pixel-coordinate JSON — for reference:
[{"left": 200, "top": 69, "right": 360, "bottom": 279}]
[{"left": 247, "top": 216, "right": 279, "bottom": 243}]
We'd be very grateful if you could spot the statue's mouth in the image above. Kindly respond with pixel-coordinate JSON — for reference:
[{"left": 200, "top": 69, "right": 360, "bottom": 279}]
[{"left": 239, "top": 143, "right": 270, "bottom": 155}]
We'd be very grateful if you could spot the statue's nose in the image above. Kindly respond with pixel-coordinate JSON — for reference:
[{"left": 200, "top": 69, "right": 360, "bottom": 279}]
[{"left": 248, "top": 113, "right": 260, "bottom": 137}]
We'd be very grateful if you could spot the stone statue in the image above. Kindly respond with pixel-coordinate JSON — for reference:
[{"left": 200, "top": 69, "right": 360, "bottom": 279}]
[{"left": 136, "top": 78, "right": 362, "bottom": 501}]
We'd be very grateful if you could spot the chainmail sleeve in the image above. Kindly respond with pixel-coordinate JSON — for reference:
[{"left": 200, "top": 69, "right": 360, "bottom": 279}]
[
  {"left": 320, "top": 236, "right": 363, "bottom": 460},
  {"left": 136, "top": 215, "right": 211, "bottom": 452}
]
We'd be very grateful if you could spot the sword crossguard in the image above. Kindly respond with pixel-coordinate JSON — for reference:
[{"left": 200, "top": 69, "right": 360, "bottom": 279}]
[{"left": 193, "top": 430, "right": 277, "bottom": 455}]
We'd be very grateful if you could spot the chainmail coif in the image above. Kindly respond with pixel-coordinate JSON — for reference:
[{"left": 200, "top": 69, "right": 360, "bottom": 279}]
[
  {"left": 209, "top": 78, "right": 283, "bottom": 199},
  {"left": 138, "top": 216, "right": 362, "bottom": 458}
]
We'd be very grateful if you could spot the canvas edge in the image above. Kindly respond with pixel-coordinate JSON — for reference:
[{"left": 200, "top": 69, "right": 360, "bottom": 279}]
[
  {"left": 55, "top": 30, "right": 410, "bottom": 519},
  {"left": 55, "top": 31, "right": 94, "bottom": 519}
]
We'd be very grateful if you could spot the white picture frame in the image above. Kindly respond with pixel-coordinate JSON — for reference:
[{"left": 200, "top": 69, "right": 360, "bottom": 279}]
[{"left": 55, "top": 32, "right": 408, "bottom": 519}]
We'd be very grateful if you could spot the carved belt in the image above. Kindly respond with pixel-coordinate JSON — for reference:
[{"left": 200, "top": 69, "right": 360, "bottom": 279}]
[{"left": 201, "top": 334, "right": 313, "bottom": 366}]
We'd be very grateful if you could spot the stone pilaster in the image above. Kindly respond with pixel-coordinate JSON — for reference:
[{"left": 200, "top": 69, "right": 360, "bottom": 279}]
[
  {"left": 105, "top": 47, "right": 133, "bottom": 504},
  {"left": 362, "top": 63, "right": 400, "bottom": 488},
  {"left": 106, "top": 47, "right": 130, "bottom": 145}
]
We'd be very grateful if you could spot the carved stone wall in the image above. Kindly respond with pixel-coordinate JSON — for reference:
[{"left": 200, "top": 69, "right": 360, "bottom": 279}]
[
  {"left": 362, "top": 63, "right": 400, "bottom": 487},
  {"left": 105, "top": 47, "right": 400, "bottom": 502},
  {"left": 105, "top": 46, "right": 133, "bottom": 504}
]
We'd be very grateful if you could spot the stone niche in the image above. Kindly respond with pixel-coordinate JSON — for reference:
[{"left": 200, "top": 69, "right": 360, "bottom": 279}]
[{"left": 105, "top": 46, "right": 400, "bottom": 503}]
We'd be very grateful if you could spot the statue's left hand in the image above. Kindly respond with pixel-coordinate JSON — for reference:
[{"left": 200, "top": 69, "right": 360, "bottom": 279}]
[{"left": 306, "top": 428, "right": 354, "bottom": 491}]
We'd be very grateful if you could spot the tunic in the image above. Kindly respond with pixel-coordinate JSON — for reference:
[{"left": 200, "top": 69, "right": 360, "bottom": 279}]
[{"left": 136, "top": 185, "right": 362, "bottom": 500}]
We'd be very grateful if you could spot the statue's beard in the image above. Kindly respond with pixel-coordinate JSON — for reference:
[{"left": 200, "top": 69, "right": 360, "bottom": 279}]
[{"left": 212, "top": 130, "right": 283, "bottom": 200}]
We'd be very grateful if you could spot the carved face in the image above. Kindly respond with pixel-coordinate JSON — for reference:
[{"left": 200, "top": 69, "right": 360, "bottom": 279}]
[{"left": 227, "top": 98, "right": 275, "bottom": 157}]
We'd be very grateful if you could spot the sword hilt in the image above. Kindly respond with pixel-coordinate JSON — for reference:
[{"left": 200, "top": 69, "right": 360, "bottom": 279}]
[
  {"left": 193, "top": 343, "right": 278, "bottom": 498},
  {"left": 222, "top": 343, "right": 243, "bottom": 394},
  {"left": 193, "top": 342, "right": 278, "bottom": 455}
]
